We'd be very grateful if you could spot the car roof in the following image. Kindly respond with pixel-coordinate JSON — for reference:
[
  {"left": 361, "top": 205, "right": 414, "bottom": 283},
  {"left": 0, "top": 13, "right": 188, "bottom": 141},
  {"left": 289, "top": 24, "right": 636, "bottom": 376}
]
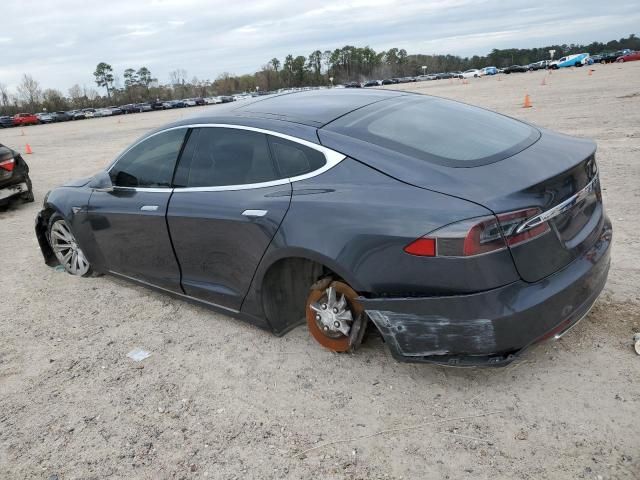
[{"left": 187, "top": 89, "right": 410, "bottom": 127}]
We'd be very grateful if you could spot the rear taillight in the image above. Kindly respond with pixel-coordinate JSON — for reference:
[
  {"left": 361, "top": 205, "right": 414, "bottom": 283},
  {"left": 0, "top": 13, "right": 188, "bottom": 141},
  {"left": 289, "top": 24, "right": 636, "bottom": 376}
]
[
  {"left": 0, "top": 158, "right": 15, "bottom": 172},
  {"left": 404, "top": 208, "right": 550, "bottom": 257}
]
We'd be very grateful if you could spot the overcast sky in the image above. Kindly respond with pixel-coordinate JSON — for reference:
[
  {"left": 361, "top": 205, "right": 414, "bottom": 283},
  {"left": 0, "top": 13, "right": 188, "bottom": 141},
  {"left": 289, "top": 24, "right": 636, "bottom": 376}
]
[{"left": 1, "top": 0, "right": 638, "bottom": 92}]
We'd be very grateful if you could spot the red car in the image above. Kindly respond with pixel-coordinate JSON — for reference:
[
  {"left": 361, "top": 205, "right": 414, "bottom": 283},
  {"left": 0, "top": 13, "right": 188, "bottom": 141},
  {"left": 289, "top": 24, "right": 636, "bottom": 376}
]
[
  {"left": 12, "top": 113, "right": 39, "bottom": 126},
  {"left": 616, "top": 51, "right": 640, "bottom": 62}
]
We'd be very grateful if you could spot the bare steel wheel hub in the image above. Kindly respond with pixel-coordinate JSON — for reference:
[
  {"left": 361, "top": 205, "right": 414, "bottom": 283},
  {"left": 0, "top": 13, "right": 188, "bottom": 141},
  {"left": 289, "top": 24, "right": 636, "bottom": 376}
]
[
  {"left": 306, "top": 281, "right": 364, "bottom": 352},
  {"left": 50, "top": 219, "right": 91, "bottom": 276}
]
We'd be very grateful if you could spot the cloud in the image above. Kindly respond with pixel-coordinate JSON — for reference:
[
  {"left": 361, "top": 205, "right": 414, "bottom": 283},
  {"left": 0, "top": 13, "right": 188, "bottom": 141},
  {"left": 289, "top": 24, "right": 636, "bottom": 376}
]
[{"left": 0, "top": 0, "right": 638, "bottom": 91}]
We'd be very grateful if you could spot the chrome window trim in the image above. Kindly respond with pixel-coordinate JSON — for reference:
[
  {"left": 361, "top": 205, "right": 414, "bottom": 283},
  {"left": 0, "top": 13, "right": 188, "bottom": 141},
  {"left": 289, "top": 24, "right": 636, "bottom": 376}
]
[
  {"left": 173, "top": 178, "right": 291, "bottom": 192},
  {"left": 113, "top": 186, "right": 172, "bottom": 193},
  {"left": 106, "top": 123, "right": 346, "bottom": 192}
]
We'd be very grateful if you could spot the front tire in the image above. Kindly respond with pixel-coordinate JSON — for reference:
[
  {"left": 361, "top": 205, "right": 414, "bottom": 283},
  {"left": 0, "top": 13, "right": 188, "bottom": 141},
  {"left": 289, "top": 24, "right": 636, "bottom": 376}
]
[{"left": 48, "top": 214, "right": 94, "bottom": 276}]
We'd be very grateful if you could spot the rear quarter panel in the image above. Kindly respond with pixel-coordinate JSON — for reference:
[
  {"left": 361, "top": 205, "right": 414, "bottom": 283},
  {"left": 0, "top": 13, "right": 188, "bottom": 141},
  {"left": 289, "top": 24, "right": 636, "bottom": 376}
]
[{"left": 241, "top": 158, "right": 520, "bottom": 323}]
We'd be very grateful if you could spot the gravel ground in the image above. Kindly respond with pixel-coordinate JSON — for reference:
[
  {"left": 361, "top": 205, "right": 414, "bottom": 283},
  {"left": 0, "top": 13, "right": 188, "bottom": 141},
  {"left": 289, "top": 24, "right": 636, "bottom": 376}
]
[{"left": 1, "top": 62, "right": 639, "bottom": 480}]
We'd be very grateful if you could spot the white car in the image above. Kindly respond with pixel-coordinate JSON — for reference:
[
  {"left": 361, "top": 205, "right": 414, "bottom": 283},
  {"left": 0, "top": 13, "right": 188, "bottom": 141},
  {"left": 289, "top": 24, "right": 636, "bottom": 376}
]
[
  {"left": 461, "top": 69, "right": 483, "bottom": 79},
  {"left": 93, "top": 108, "right": 113, "bottom": 117},
  {"left": 183, "top": 99, "right": 197, "bottom": 107},
  {"left": 204, "top": 97, "right": 222, "bottom": 105}
]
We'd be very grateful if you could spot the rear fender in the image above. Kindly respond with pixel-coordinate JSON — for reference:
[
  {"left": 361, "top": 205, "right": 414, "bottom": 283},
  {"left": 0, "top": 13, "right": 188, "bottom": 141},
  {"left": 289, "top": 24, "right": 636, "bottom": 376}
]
[{"left": 240, "top": 158, "right": 519, "bottom": 332}]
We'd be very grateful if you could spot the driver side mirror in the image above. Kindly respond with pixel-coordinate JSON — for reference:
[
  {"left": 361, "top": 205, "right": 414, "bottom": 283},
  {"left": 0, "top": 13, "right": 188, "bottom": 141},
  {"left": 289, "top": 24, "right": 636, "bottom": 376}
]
[{"left": 89, "top": 170, "right": 114, "bottom": 192}]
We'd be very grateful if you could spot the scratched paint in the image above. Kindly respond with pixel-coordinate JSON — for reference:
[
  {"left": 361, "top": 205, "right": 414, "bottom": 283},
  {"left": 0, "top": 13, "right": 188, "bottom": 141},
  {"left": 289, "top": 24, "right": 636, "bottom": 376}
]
[{"left": 367, "top": 310, "right": 496, "bottom": 357}]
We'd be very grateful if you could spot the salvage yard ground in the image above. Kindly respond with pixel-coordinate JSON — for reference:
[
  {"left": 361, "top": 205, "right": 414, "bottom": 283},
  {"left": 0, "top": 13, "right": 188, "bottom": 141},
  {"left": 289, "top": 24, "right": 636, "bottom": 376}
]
[{"left": 1, "top": 62, "right": 639, "bottom": 479}]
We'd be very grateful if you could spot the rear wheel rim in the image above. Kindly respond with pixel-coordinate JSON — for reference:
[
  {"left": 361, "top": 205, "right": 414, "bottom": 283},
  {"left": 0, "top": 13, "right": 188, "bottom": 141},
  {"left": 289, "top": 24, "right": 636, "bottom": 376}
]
[
  {"left": 306, "top": 281, "right": 363, "bottom": 352},
  {"left": 50, "top": 220, "right": 90, "bottom": 276}
]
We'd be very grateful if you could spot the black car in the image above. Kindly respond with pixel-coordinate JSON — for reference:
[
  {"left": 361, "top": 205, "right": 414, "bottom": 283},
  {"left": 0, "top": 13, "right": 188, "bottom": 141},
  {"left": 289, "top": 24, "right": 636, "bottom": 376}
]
[
  {"left": 363, "top": 81, "right": 379, "bottom": 87},
  {"left": 344, "top": 82, "right": 362, "bottom": 88},
  {"left": 120, "top": 104, "right": 138, "bottom": 114},
  {"left": 503, "top": 65, "right": 529, "bottom": 74},
  {"left": 36, "top": 90, "right": 611, "bottom": 366},
  {"left": 150, "top": 101, "right": 165, "bottom": 110},
  {"left": 0, "top": 116, "right": 13, "bottom": 128},
  {"left": 599, "top": 51, "right": 626, "bottom": 63},
  {"left": 0, "top": 144, "right": 34, "bottom": 207}
]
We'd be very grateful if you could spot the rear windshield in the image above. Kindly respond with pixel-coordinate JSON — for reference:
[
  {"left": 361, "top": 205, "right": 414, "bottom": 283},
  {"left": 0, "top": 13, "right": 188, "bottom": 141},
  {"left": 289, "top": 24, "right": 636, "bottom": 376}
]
[{"left": 324, "top": 96, "right": 539, "bottom": 167}]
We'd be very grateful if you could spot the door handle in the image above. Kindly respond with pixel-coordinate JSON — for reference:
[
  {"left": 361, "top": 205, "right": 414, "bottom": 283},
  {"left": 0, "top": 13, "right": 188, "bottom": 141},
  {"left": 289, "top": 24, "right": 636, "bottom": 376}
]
[
  {"left": 140, "top": 205, "right": 159, "bottom": 211},
  {"left": 242, "top": 209, "right": 268, "bottom": 218}
]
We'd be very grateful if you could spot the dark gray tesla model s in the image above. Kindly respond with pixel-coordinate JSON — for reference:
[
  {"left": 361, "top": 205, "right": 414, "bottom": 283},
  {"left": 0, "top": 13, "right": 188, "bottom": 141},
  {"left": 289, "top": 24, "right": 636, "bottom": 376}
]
[{"left": 35, "top": 89, "right": 612, "bottom": 366}]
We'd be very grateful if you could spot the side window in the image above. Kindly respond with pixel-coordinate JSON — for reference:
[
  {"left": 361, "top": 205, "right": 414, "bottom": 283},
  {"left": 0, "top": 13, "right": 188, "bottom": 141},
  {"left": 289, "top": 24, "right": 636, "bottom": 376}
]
[
  {"left": 268, "top": 136, "right": 326, "bottom": 178},
  {"left": 174, "top": 128, "right": 278, "bottom": 188},
  {"left": 110, "top": 129, "right": 186, "bottom": 188}
]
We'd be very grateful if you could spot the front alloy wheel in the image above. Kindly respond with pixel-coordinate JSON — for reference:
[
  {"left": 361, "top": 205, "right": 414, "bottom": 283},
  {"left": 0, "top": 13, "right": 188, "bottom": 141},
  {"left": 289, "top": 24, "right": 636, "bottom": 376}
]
[{"left": 49, "top": 217, "right": 91, "bottom": 276}]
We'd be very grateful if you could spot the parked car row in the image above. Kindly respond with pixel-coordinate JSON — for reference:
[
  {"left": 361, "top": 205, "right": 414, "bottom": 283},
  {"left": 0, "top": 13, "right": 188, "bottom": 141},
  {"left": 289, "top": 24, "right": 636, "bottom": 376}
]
[
  {"left": 350, "top": 50, "right": 639, "bottom": 87},
  {"left": 0, "top": 97, "right": 239, "bottom": 128},
  {"left": 590, "top": 49, "right": 637, "bottom": 63}
]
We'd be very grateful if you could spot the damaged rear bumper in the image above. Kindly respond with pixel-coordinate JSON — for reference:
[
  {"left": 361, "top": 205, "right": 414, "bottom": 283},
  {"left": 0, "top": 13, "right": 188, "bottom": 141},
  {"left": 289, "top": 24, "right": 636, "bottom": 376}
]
[
  {"left": 362, "top": 221, "right": 612, "bottom": 367},
  {"left": 0, "top": 181, "right": 28, "bottom": 201}
]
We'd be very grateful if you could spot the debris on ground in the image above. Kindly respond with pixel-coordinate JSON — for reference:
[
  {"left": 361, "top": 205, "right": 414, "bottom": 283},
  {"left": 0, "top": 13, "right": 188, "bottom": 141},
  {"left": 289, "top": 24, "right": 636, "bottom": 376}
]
[{"left": 126, "top": 347, "right": 151, "bottom": 362}]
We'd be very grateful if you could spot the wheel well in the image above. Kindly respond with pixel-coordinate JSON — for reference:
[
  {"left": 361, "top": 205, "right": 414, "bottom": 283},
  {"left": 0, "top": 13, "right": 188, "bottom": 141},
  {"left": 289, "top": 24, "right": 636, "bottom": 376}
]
[
  {"left": 261, "top": 257, "right": 335, "bottom": 335},
  {"left": 35, "top": 207, "right": 58, "bottom": 266}
]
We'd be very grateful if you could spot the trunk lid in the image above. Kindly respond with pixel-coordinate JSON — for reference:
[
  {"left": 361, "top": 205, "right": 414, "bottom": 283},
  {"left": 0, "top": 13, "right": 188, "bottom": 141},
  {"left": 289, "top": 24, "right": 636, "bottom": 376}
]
[{"left": 318, "top": 127, "right": 604, "bottom": 283}]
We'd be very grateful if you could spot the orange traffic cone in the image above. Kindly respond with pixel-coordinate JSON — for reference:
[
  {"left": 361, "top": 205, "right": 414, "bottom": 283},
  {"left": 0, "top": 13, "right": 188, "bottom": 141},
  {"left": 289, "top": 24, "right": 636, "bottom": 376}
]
[
  {"left": 588, "top": 69, "right": 594, "bottom": 76},
  {"left": 523, "top": 94, "right": 532, "bottom": 108},
  {"left": 25, "top": 144, "right": 33, "bottom": 154}
]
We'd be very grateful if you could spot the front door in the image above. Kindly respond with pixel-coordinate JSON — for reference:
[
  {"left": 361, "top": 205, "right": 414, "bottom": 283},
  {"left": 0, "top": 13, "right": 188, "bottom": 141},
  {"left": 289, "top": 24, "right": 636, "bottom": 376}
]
[{"left": 87, "top": 128, "right": 188, "bottom": 292}]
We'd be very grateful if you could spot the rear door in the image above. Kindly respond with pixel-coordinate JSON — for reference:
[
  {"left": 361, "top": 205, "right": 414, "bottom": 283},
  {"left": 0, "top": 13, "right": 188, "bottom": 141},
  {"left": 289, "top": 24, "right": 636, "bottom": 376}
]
[
  {"left": 167, "top": 127, "right": 293, "bottom": 310},
  {"left": 87, "top": 128, "right": 187, "bottom": 291}
]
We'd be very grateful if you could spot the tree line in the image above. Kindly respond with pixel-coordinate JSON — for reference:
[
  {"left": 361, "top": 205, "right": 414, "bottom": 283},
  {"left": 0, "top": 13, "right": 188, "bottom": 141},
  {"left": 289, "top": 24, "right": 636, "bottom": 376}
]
[{"left": 1, "top": 34, "right": 638, "bottom": 115}]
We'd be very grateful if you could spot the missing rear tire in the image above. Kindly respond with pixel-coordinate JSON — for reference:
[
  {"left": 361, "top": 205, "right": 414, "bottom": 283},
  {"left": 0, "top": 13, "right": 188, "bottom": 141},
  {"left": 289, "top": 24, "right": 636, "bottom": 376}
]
[{"left": 306, "top": 279, "right": 366, "bottom": 352}]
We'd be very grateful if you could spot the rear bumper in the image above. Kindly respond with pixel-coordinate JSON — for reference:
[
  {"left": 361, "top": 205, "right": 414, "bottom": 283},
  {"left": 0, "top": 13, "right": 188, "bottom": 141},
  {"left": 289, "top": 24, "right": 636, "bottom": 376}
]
[
  {"left": 362, "top": 218, "right": 612, "bottom": 367},
  {"left": 0, "top": 181, "right": 28, "bottom": 202}
]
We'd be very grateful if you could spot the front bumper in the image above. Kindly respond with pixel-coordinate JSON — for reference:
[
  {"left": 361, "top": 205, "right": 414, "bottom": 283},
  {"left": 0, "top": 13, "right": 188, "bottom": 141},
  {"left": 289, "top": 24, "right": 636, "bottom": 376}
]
[{"left": 362, "top": 219, "right": 612, "bottom": 367}]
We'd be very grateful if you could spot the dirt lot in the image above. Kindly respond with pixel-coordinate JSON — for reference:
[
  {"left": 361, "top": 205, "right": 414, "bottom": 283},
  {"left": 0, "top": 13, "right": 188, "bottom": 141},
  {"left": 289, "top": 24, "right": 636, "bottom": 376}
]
[{"left": 1, "top": 62, "right": 639, "bottom": 480}]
